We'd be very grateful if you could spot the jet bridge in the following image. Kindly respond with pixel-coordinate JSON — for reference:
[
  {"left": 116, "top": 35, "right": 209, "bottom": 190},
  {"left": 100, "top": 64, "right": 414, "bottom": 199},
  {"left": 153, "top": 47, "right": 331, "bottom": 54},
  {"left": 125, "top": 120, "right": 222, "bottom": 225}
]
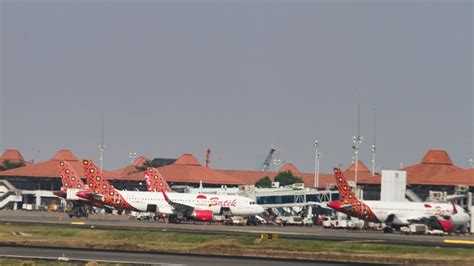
[
  {"left": 239, "top": 185, "right": 338, "bottom": 208},
  {"left": 0, "top": 180, "right": 22, "bottom": 209}
]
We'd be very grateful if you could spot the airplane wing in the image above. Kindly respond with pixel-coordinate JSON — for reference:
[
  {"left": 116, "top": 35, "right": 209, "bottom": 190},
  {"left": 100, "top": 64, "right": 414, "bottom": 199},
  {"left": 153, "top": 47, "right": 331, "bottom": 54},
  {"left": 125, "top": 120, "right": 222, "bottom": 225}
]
[
  {"left": 307, "top": 201, "right": 352, "bottom": 210},
  {"left": 446, "top": 194, "right": 466, "bottom": 201},
  {"left": 306, "top": 201, "right": 329, "bottom": 208},
  {"left": 161, "top": 190, "right": 194, "bottom": 215},
  {"left": 400, "top": 214, "right": 437, "bottom": 225},
  {"left": 76, "top": 191, "right": 105, "bottom": 203}
]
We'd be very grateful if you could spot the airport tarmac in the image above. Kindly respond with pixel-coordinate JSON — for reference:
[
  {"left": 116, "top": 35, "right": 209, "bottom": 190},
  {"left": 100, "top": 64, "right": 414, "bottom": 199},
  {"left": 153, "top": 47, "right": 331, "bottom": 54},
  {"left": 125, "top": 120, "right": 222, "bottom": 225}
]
[
  {"left": 0, "top": 246, "right": 358, "bottom": 265},
  {"left": 1, "top": 210, "right": 474, "bottom": 248}
]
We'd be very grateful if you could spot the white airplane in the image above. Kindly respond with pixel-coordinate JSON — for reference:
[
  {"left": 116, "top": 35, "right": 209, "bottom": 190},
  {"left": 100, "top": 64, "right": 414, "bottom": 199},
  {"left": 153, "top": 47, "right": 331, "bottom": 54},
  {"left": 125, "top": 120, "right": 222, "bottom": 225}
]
[
  {"left": 327, "top": 168, "right": 470, "bottom": 233},
  {"left": 77, "top": 159, "right": 264, "bottom": 222}
]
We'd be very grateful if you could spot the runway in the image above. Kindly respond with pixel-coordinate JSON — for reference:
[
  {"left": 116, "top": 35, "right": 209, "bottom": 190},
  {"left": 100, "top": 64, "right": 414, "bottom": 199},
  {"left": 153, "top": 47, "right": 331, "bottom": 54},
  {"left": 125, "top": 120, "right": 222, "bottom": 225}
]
[
  {"left": 1, "top": 210, "right": 473, "bottom": 249},
  {"left": 0, "top": 246, "right": 356, "bottom": 265}
]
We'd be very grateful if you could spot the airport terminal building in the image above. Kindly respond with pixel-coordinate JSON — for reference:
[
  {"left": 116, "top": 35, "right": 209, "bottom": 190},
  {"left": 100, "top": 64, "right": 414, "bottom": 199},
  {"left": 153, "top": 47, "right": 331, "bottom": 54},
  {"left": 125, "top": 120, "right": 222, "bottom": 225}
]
[{"left": 0, "top": 148, "right": 472, "bottom": 210}]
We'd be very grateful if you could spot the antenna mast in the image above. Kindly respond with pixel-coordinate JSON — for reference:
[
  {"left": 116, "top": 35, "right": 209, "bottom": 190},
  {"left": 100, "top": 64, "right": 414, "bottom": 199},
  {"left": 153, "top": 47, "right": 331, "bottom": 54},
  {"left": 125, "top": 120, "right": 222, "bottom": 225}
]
[
  {"left": 371, "top": 107, "right": 377, "bottom": 176},
  {"left": 98, "top": 114, "right": 106, "bottom": 171},
  {"left": 352, "top": 100, "right": 363, "bottom": 185}
]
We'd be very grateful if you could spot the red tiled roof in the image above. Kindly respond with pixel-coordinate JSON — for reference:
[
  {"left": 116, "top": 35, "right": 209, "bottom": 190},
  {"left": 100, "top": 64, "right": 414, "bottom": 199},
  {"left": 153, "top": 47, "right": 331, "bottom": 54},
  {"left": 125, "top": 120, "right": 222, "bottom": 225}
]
[
  {"left": 217, "top": 169, "right": 337, "bottom": 188},
  {"left": 402, "top": 150, "right": 463, "bottom": 184},
  {"left": 111, "top": 156, "right": 148, "bottom": 176},
  {"left": 340, "top": 171, "right": 381, "bottom": 185},
  {"left": 279, "top": 163, "right": 300, "bottom": 173},
  {"left": 217, "top": 169, "right": 279, "bottom": 185},
  {"left": 174, "top": 154, "right": 201, "bottom": 166},
  {"left": 125, "top": 164, "right": 245, "bottom": 185},
  {"left": 51, "top": 150, "right": 78, "bottom": 161},
  {"left": 421, "top": 150, "right": 453, "bottom": 165},
  {"left": 0, "top": 150, "right": 118, "bottom": 179},
  {"left": 1, "top": 149, "right": 25, "bottom": 162},
  {"left": 343, "top": 160, "right": 380, "bottom": 185},
  {"left": 120, "top": 153, "right": 244, "bottom": 185},
  {"left": 414, "top": 168, "right": 474, "bottom": 186},
  {"left": 296, "top": 172, "right": 339, "bottom": 188},
  {"left": 132, "top": 156, "right": 147, "bottom": 166},
  {"left": 345, "top": 160, "right": 370, "bottom": 172}
]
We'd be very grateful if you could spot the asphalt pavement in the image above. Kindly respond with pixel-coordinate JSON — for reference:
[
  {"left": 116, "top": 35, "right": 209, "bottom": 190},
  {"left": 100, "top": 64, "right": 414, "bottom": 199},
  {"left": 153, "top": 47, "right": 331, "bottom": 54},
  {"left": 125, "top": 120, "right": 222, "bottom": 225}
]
[{"left": 1, "top": 210, "right": 473, "bottom": 249}]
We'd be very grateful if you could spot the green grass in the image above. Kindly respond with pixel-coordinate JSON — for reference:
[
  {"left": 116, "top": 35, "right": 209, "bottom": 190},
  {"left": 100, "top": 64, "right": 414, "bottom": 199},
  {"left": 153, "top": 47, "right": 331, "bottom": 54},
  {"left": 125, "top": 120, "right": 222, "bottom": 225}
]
[{"left": 0, "top": 224, "right": 472, "bottom": 264}]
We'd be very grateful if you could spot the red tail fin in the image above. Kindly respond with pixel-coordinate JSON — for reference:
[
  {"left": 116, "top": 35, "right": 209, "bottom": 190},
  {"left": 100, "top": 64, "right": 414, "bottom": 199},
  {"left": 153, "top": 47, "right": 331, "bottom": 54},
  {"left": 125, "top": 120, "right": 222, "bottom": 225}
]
[
  {"left": 333, "top": 168, "right": 358, "bottom": 204},
  {"left": 144, "top": 167, "right": 171, "bottom": 192},
  {"left": 58, "top": 161, "right": 86, "bottom": 190},
  {"left": 161, "top": 189, "right": 171, "bottom": 203},
  {"left": 82, "top": 159, "right": 133, "bottom": 210},
  {"left": 82, "top": 159, "right": 112, "bottom": 194}
]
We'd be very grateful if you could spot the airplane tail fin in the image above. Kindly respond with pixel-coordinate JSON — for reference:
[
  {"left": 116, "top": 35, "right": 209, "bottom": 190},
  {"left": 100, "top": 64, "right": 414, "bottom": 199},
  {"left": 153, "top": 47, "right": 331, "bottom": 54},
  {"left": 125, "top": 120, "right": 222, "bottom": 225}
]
[
  {"left": 144, "top": 167, "right": 171, "bottom": 192},
  {"left": 333, "top": 167, "right": 359, "bottom": 204},
  {"left": 451, "top": 202, "right": 458, "bottom": 214},
  {"left": 58, "top": 161, "right": 86, "bottom": 190},
  {"left": 82, "top": 159, "right": 112, "bottom": 194}
]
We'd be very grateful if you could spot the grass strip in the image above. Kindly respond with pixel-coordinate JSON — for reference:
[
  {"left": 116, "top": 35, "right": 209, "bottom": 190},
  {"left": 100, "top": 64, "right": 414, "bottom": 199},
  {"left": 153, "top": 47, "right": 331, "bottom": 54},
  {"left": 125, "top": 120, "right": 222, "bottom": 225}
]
[{"left": 0, "top": 224, "right": 472, "bottom": 265}]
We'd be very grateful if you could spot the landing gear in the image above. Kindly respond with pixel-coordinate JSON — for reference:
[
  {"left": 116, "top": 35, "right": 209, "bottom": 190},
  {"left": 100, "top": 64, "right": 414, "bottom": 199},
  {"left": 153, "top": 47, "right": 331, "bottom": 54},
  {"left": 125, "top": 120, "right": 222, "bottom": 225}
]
[
  {"left": 168, "top": 215, "right": 181, "bottom": 224},
  {"left": 67, "top": 204, "right": 88, "bottom": 218}
]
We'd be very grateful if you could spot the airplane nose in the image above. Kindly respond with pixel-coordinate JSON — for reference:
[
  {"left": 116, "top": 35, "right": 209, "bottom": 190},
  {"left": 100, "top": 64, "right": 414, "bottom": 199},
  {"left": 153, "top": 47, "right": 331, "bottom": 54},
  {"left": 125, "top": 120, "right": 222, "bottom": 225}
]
[
  {"left": 76, "top": 191, "right": 88, "bottom": 199},
  {"left": 256, "top": 205, "right": 264, "bottom": 214},
  {"left": 327, "top": 201, "right": 342, "bottom": 210}
]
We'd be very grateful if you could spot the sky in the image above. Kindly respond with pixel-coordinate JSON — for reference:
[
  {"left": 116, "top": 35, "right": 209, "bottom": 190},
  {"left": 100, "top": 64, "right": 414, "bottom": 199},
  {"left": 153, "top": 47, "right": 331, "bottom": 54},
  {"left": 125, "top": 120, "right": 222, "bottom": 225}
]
[{"left": 0, "top": 0, "right": 472, "bottom": 173}]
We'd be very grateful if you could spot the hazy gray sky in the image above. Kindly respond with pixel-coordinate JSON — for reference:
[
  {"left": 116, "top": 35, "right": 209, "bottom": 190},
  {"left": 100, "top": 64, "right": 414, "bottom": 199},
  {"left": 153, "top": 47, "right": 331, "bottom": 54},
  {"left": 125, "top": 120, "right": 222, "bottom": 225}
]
[{"left": 1, "top": 0, "right": 472, "bottom": 173}]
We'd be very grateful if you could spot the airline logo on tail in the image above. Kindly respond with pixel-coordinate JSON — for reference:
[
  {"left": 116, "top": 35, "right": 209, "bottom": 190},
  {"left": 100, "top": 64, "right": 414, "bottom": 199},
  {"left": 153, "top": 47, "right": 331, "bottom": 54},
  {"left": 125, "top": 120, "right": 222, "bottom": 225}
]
[
  {"left": 144, "top": 167, "right": 171, "bottom": 192},
  {"left": 58, "top": 161, "right": 87, "bottom": 190},
  {"left": 334, "top": 168, "right": 358, "bottom": 205},
  {"left": 82, "top": 159, "right": 133, "bottom": 210},
  {"left": 329, "top": 168, "right": 379, "bottom": 222}
]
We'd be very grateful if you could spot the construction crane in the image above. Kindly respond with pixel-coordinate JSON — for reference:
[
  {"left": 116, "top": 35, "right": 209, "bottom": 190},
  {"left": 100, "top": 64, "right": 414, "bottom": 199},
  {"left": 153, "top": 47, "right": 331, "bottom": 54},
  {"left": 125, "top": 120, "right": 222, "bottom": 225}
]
[
  {"left": 261, "top": 147, "right": 276, "bottom": 171},
  {"left": 205, "top": 148, "right": 211, "bottom": 168}
]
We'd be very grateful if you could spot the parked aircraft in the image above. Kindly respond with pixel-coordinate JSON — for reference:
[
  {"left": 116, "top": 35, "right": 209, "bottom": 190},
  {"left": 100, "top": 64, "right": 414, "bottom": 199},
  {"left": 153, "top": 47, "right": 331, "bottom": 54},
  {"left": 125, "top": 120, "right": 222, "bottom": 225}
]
[
  {"left": 77, "top": 159, "right": 264, "bottom": 222},
  {"left": 144, "top": 167, "right": 172, "bottom": 192},
  {"left": 54, "top": 161, "right": 93, "bottom": 217},
  {"left": 54, "top": 161, "right": 88, "bottom": 198},
  {"left": 327, "top": 168, "right": 470, "bottom": 233}
]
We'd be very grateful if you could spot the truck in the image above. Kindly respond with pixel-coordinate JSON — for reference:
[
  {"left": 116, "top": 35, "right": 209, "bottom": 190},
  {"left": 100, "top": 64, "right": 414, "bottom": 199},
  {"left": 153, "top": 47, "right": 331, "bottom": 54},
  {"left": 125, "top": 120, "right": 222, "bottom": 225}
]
[
  {"left": 400, "top": 224, "right": 428, "bottom": 235},
  {"left": 230, "top": 216, "right": 245, "bottom": 225},
  {"left": 130, "top": 211, "right": 155, "bottom": 220}
]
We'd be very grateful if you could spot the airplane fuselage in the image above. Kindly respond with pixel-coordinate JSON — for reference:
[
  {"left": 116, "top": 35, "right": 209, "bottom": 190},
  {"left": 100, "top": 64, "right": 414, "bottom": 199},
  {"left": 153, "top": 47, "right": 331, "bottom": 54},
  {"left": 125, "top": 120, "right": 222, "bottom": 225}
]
[
  {"left": 329, "top": 199, "right": 469, "bottom": 228},
  {"left": 115, "top": 190, "right": 264, "bottom": 216},
  {"left": 364, "top": 201, "right": 460, "bottom": 224}
]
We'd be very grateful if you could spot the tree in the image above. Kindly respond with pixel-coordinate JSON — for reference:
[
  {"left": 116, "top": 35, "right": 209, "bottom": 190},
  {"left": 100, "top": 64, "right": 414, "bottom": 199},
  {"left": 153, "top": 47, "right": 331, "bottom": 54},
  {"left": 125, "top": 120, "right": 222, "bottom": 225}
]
[
  {"left": 274, "top": 170, "right": 303, "bottom": 186},
  {"left": 0, "top": 159, "right": 26, "bottom": 171},
  {"left": 255, "top": 176, "right": 272, "bottom": 188}
]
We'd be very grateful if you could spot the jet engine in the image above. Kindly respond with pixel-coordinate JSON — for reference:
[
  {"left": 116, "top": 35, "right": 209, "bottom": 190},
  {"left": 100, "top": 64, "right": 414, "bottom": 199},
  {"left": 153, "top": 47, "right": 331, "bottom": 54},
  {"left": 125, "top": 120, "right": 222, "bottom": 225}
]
[
  {"left": 191, "top": 210, "right": 214, "bottom": 222},
  {"left": 437, "top": 218, "right": 454, "bottom": 232}
]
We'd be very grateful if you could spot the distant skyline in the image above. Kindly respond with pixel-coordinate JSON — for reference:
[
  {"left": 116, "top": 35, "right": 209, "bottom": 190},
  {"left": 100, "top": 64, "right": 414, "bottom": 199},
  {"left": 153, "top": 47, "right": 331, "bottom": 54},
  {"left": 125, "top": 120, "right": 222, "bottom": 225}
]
[{"left": 1, "top": 1, "right": 472, "bottom": 172}]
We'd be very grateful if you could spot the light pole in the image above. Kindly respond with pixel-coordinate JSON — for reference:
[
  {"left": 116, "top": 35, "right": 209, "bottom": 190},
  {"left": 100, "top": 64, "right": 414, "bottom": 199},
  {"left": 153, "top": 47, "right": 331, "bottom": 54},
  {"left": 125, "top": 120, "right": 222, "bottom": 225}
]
[
  {"left": 273, "top": 158, "right": 282, "bottom": 172},
  {"left": 352, "top": 135, "right": 363, "bottom": 185},
  {"left": 98, "top": 144, "right": 106, "bottom": 171},
  {"left": 129, "top": 152, "right": 137, "bottom": 164},
  {"left": 371, "top": 144, "right": 376, "bottom": 176},
  {"left": 98, "top": 114, "right": 106, "bottom": 171},
  {"left": 371, "top": 107, "right": 377, "bottom": 177},
  {"left": 314, "top": 139, "right": 321, "bottom": 188}
]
